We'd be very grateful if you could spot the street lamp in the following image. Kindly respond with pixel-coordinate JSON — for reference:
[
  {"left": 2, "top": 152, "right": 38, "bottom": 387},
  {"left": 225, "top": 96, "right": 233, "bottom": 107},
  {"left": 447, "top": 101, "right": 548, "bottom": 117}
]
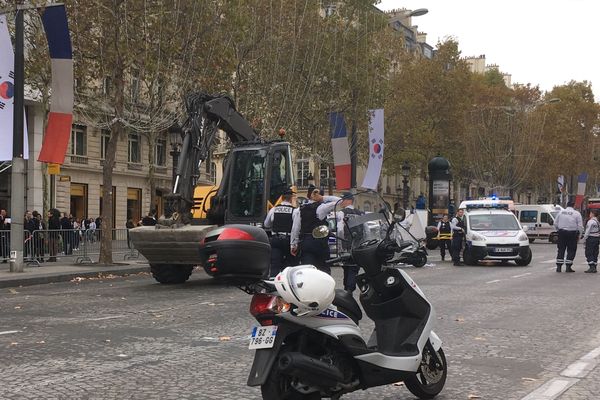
[
  {"left": 168, "top": 122, "right": 183, "bottom": 187},
  {"left": 527, "top": 189, "right": 532, "bottom": 205},
  {"left": 401, "top": 161, "right": 411, "bottom": 209}
]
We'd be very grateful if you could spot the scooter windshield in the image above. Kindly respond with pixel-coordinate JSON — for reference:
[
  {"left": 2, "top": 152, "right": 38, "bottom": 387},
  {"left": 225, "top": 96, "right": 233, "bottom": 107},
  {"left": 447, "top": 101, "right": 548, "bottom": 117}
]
[{"left": 345, "top": 212, "right": 389, "bottom": 248}]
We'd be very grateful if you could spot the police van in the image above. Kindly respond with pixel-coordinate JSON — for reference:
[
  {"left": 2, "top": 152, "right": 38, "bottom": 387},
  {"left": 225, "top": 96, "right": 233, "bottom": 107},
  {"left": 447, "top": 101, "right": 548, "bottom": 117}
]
[
  {"left": 515, "top": 204, "right": 562, "bottom": 244},
  {"left": 458, "top": 200, "right": 532, "bottom": 266}
]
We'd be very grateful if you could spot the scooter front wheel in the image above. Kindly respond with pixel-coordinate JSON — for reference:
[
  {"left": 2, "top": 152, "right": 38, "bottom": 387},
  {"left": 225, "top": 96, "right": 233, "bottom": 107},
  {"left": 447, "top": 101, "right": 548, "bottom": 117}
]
[
  {"left": 411, "top": 252, "right": 427, "bottom": 268},
  {"left": 405, "top": 347, "right": 447, "bottom": 399}
]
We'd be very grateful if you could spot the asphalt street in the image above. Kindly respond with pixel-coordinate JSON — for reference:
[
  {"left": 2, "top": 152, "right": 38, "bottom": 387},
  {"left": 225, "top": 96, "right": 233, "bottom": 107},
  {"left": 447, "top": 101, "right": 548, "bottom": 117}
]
[{"left": 2, "top": 241, "right": 600, "bottom": 399}]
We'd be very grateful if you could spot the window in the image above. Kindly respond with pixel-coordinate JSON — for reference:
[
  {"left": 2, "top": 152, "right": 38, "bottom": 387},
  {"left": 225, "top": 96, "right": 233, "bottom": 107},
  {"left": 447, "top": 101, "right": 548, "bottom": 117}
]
[
  {"left": 229, "top": 149, "right": 267, "bottom": 219},
  {"left": 128, "top": 133, "right": 141, "bottom": 163},
  {"left": 470, "top": 214, "right": 520, "bottom": 231},
  {"left": 319, "top": 163, "right": 336, "bottom": 189},
  {"left": 100, "top": 129, "right": 110, "bottom": 160},
  {"left": 70, "top": 124, "right": 87, "bottom": 156},
  {"left": 210, "top": 162, "right": 216, "bottom": 183},
  {"left": 541, "top": 212, "right": 553, "bottom": 225},
  {"left": 155, "top": 139, "right": 166, "bottom": 166},
  {"left": 102, "top": 76, "right": 112, "bottom": 95},
  {"left": 519, "top": 210, "right": 538, "bottom": 224},
  {"left": 130, "top": 69, "right": 140, "bottom": 103},
  {"left": 296, "top": 159, "right": 310, "bottom": 187},
  {"left": 269, "top": 150, "right": 289, "bottom": 204}
]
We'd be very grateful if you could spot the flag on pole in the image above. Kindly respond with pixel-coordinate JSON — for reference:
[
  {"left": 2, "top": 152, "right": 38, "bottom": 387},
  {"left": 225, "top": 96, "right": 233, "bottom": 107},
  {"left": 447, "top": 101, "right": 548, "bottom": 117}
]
[
  {"left": 0, "top": 15, "right": 29, "bottom": 161},
  {"left": 575, "top": 172, "right": 588, "bottom": 209},
  {"left": 361, "top": 109, "right": 384, "bottom": 191},
  {"left": 328, "top": 112, "right": 351, "bottom": 190},
  {"left": 37, "top": 5, "right": 73, "bottom": 164}
]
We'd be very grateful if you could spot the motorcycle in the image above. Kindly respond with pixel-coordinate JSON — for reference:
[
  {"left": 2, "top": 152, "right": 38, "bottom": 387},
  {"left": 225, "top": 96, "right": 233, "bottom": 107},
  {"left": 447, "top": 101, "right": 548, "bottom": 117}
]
[{"left": 244, "top": 192, "right": 447, "bottom": 399}]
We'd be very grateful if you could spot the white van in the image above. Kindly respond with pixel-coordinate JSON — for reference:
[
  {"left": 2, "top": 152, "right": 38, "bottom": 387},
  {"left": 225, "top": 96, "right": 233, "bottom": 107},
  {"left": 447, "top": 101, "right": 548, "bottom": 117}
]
[
  {"left": 515, "top": 204, "right": 562, "bottom": 243},
  {"left": 458, "top": 200, "right": 532, "bottom": 266}
]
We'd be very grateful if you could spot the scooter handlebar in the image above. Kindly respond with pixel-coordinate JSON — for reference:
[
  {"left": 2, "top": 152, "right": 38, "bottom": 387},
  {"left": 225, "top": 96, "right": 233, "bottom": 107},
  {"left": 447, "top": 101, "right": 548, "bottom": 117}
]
[{"left": 326, "top": 254, "right": 352, "bottom": 265}]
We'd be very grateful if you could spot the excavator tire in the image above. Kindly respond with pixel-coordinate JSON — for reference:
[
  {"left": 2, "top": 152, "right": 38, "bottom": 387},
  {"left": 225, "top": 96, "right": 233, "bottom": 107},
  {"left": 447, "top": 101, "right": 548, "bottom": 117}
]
[{"left": 150, "top": 264, "right": 194, "bottom": 284}]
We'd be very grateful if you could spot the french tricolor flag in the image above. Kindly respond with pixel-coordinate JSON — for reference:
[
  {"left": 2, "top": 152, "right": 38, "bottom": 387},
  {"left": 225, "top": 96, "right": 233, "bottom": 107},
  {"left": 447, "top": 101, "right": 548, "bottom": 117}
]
[
  {"left": 37, "top": 5, "right": 73, "bottom": 164},
  {"left": 329, "top": 112, "right": 351, "bottom": 190},
  {"left": 575, "top": 172, "right": 588, "bottom": 209}
]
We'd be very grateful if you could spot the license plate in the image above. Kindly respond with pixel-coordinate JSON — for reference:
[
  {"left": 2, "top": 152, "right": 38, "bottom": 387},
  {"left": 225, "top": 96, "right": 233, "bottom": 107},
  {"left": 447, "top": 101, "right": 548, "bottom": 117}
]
[
  {"left": 249, "top": 326, "right": 278, "bottom": 349},
  {"left": 495, "top": 247, "right": 513, "bottom": 253}
]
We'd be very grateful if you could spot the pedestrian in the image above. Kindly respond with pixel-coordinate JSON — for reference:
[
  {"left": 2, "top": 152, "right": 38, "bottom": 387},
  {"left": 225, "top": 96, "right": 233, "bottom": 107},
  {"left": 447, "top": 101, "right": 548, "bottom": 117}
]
[
  {"left": 47, "top": 208, "right": 61, "bottom": 262},
  {"left": 24, "top": 211, "right": 37, "bottom": 260},
  {"left": 450, "top": 209, "right": 466, "bottom": 266},
  {"left": 32, "top": 210, "right": 46, "bottom": 262},
  {"left": 263, "top": 188, "right": 297, "bottom": 277},
  {"left": 436, "top": 214, "right": 452, "bottom": 261},
  {"left": 336, "top": 192, "right": 362, "bottom": 294},
  {"left": 60, "top": 212, "right": 73, "bottom": 255},
  {"left": 584, "top": 209, "right": 600, "bottom": 273},
  {"left": 87, "top": 218, "right": 96, "bottom": 243},
  {"left": 141, "top": 210, "right": 157, "bottom": 226},
  {"left": 554, "top": 201, "right": 584, "bottom": 272},
  {"left": 126, "top": 218, "right": 135, "bottom": 249},
  {"left": 416, "top": 193, "right": 426, "bottom": 210},
  {"left": 0, "top": 209, "right": 9, "bottom": 262},
  {"left": 72, "top": 218, "right": 81, "bottom": 251},
  {"left": 290, "top": 185, "right": 340, "bottom": 275}
]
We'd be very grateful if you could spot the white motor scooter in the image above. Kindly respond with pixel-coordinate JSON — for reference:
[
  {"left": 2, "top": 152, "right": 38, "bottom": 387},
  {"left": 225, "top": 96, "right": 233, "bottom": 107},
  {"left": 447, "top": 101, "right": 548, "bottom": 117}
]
[{"left": 245, "top": 194, "right": 447, "bottom": 400}]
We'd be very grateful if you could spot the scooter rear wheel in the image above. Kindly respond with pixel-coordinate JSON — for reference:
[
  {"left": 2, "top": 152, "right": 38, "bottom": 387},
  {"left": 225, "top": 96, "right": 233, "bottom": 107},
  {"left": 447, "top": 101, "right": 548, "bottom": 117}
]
[
  {"left": 404, "top": 347, "right": 447, "bottom": 399},
  {"left": 261, "top": 361, "right": 321, "bottom": 400},
  {"left": 412, "top": 252, "right": 427, "bottom": 268}
]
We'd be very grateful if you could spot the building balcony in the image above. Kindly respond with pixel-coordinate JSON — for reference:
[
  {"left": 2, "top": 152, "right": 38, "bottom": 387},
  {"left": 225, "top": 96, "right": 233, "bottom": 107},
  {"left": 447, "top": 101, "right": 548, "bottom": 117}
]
[{"left": 70, "top": 155, "right": 88, "bottom": 165}]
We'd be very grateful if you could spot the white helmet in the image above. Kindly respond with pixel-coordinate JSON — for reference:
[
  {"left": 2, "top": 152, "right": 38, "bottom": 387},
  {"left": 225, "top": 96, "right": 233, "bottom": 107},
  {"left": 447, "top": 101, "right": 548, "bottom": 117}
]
[{"left": 273, "top": 265, "right": 336, "bottom": 316}]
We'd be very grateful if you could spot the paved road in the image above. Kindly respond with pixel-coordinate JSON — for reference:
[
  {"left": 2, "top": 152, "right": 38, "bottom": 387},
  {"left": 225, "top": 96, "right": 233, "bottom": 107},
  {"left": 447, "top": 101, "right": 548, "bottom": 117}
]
[{"left": 2, "top": 242, "right": 600, "bottom": 399}]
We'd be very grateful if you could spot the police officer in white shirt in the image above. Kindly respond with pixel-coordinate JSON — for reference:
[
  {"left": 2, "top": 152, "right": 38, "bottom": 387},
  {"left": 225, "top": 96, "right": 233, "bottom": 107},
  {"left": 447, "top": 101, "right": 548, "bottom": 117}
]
[
  {"left": 554, "top": 201, "right": 584, "bottom": 272},
  {"left": 290, "top": 185, "right": 340, "bottom": 274},
  {"left": 583, "top": 209, "right": 600, "bottom": 273},
  {"left": 263, "top": 188, "right": 296, "bottom": 277}
]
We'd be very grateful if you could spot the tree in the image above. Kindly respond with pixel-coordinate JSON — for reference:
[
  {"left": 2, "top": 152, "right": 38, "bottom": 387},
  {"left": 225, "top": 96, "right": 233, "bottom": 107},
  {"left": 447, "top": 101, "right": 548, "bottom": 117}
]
[{"left": 69, "top": 0, "right": 227, "bottom": 264}]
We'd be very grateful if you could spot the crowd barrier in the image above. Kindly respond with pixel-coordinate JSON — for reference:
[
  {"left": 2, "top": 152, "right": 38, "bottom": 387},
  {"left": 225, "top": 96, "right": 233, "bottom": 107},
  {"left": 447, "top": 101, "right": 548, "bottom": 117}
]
[{"left": 0, "top": 228, "right": 139, "bottom": 266}]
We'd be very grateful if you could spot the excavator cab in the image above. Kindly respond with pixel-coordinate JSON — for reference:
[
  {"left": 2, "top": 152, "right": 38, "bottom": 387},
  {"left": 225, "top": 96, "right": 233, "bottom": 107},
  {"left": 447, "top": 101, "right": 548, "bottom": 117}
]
[{"left": 206, "top": 141, "right": 293, "bottom": 225}]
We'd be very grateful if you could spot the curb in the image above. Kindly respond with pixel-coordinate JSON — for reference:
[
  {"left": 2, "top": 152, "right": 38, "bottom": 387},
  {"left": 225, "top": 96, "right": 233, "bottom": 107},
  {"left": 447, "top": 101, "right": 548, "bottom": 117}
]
[{"left": 0, "top": 265, "right": 150, "bottom": 289}]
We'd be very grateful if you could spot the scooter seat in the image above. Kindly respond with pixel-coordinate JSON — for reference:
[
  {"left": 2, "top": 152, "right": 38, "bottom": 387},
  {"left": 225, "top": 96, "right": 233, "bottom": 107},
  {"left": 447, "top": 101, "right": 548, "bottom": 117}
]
[{"left": 333, "top": 289, "right": 363, "bottom": 324}]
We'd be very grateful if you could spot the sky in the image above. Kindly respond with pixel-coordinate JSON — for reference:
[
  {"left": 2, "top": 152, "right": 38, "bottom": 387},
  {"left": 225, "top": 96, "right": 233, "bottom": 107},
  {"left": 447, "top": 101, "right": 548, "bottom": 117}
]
[{"left": 377, "top": 0, "right": 600, "bottom": 101}]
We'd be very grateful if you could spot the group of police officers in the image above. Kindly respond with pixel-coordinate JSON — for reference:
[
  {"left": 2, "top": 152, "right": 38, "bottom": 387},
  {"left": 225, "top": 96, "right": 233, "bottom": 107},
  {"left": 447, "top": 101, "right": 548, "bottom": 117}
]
[{"left": 263, "top": 185, "right": 362, "bottom": 293}]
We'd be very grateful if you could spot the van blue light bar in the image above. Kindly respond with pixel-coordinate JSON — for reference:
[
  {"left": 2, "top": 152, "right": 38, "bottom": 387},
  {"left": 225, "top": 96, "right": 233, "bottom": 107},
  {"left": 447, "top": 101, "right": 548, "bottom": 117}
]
[{"left": 466, "top": 203, "right": 509, "bottom": 210}]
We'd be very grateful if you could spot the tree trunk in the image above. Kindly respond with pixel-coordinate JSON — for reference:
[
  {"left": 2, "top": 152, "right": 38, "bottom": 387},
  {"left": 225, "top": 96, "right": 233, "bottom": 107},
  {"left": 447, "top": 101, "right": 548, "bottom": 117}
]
[
  {"left": 99, "top": 35, "right": 125, "bottom": 264},
  {"left": 148, "top": 133, "right": 156, "bottom": 214}
]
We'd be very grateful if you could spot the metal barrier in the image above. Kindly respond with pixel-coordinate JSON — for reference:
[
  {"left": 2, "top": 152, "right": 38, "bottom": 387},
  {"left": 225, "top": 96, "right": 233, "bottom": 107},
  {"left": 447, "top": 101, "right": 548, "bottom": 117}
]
[{"left": 1, "top": 228, "right": 139, "bottom": 266}]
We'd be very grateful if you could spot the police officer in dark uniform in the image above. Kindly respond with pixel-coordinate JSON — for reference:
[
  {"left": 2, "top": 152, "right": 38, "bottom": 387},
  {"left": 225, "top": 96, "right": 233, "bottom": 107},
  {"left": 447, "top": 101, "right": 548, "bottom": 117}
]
[
  {"left": 336, "top": 192, "right": 362, "bottom": 293},
  {"left": 436, "top": 214, "right": 452, "bottom": 261},
  {"left": 263, "top": 188, "right": 296, "bottom": 277},
  {"left": 450, "top": 209, "right": 465, "bottom": 266},
  {"left": 291, "top": 185, "right": 340, "bottom": 275}
]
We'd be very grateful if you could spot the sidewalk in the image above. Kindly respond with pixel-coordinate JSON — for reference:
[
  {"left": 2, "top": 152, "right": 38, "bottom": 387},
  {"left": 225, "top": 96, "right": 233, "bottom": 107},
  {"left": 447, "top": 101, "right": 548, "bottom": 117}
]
[{"left": 0, "top": 260, "right": 150, "bottom": 289}]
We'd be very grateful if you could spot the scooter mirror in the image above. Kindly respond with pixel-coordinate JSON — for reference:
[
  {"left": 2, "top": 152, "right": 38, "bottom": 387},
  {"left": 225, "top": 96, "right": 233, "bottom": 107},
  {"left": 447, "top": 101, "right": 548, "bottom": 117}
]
[
  {"left": 394, "top": 207, "right": 406, "bottom": 222},
  {"left": 312, "top": 225, "right": 330, "bottom": 239}
]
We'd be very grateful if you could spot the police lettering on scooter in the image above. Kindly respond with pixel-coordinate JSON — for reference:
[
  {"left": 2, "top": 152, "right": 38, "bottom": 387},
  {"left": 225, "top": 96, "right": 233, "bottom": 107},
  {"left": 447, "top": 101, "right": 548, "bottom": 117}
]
[
  {"left": 290, "top": 185, "right": 340, "bottom": 275},
  {"left": 263, "top": 188, "right": 297, "bottom": 277},
  {"left": 336, "top": 192, "right": 362, "bottom": 293},
  {"left": 450, "top": 209, "right": 465, "bottom": 266},
  {"left": 554, "top": 201, "right": 584, "bottom": 272}
]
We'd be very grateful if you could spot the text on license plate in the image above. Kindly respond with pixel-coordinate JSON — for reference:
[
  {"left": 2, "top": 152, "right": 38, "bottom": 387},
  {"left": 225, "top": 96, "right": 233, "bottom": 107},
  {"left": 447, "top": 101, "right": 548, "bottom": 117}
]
[
  {"left": 249, "top": 326, "right": 278, "bottom": 349},
  {"left": 494, "top": 248, "right": 514, "bottom": 253}
]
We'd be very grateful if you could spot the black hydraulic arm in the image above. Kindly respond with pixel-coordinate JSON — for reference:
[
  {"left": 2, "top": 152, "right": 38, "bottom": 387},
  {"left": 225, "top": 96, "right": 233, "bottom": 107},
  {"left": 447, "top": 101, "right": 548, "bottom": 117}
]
[{"left": 165, "top": 92, "right": 259, "bottom": 224}]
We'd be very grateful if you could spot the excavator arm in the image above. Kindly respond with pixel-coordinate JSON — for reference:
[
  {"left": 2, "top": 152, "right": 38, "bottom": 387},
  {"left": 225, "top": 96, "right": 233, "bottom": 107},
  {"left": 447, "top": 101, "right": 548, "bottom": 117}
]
[{"left": 166, "top": 92, "right": 259, "bottom": 224}]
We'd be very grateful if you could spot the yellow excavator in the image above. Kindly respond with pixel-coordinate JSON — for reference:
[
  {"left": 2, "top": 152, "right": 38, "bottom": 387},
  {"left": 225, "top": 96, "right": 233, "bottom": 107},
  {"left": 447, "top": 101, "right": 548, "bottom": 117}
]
[{"left": 129, "top": 92, "right": 294, "bottom": 283}]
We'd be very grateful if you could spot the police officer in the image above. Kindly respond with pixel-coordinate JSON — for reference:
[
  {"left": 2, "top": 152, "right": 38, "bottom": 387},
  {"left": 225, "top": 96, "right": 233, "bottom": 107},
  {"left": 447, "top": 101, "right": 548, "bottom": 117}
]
[
  {"left": 291, "top": 185, "right": 340, "bottom": 274},
  {"left": 436, "top": 214, "right": 452, "bottom": 261},
  {"left": 263, "top": 188, "right": 297, "bottom": 277},
  {"left": 583, "top": 209, "right": 600, "bottom": 273},
  {"left": 336, "top": 192, "right": 362, "bottom": 293},
  {"left": 450, "top": 209, "right": 465, "bottom": 266},
  {"left": 554, "top": 201, "right": 584, "bottom": 272}
]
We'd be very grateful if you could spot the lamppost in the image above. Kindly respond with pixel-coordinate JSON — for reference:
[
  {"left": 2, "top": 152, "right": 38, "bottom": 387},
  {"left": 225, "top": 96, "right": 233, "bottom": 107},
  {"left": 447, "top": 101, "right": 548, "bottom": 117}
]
[
  {"left": 168, "top": 122, "right": 183, "bottom": 187},
  {"left": 402, "top": 161, "right": 411, "bottom": 209},
  {"left": 527, "top": 189, "right": 532, "bottom": 205}
]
